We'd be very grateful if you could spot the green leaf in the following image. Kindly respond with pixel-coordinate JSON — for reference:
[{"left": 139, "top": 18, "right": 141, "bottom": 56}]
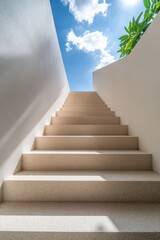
[
  {"left": 143, "top": 0, "right": 151, "bottom": 8},
  {"left": 144, "top": 9, "right": 150, "bottom": 19},
  {"left": 132, "top": 16, "right": 135, "bottom": 25},
  {"left": 128, "top": 21, "right": 131, "bottom": 31},
  {"left": 136, "top": 12, "right": 143, "bottom": 24},
  {"left": 156, "top": 2, "right": 160, "bottom": 12},
  {"left": 120, "top": 52, "right": 126, "bottom": 58},
  {"left": 124, "top": 26, "right": 129, "bottom": 33},
  {"left": 117, "top": 0, "right": 159, "bottom": 59},
  {"left": 118, "top": 34, "right": 129, "bottom": 41},
  {"left": 120, "top": 39, "right": 129, "bottom": 47}
]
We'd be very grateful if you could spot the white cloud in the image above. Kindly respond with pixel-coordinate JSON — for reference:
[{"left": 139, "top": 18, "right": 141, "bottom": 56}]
[
  {"left": 61, "top": 0, "right": 110, "bottom": 24},
  {"left": 66, "top": 29, "right": 107, "bottom": 53},
  {"left": 66, "top": 29, "right": 116, "bottom": 69},
  {"left": 66, "top": 42, "right": 72, "bottom": 52},
  {"left": 95, "top": 50, "right": 116, "bottom": 69}
]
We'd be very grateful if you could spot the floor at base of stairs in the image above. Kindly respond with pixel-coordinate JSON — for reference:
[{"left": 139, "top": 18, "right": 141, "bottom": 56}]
[{"left": 0, "top": 202, "right": 160, "bottom": 240}]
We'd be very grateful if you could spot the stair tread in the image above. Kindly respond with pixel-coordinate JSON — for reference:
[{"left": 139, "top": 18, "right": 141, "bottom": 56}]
[
  {"left": 37, "top": 135, "right": 136, "bottom": 138},
  {"left": 45, "top": 124, "right": 128, "bottom": 135},
  {"left": 24, "top": 150, "right": 150, "bottom": 154},
  {"left": 46, "top": 124, "right": 125, "bottom": 127},
  {"left": 54, "top": 116, "right": 117, "bottom": 119},
  {"left": 0, "top": 202, "right": 160, "bottom": 233},
  {"left": 7, "top": 170, "right": 160, "bottom": 181}
]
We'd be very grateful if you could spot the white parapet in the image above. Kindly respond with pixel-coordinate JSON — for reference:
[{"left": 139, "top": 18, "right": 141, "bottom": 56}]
[{"left": 93, "top": 13, "right": 160, "bottom": 173}]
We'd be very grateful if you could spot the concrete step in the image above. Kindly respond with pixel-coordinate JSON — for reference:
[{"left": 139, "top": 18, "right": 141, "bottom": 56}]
[
  {"left": 56, "top": 111, "right": 115, "bottom": 117},
  {"left": 0, "top": 202, "right": 160, "bottom": 240},
  {"left": 45, "top": 125, "right": 128, "bottom": 135},
  {"left": 61, "top": 104, "right": 109, "bottom": 108},
  {"left": 64, "top": 100, "right": 105, "bottom": 104},
  {"left": 66, "top": 96, "right": 101, "bottom": 99},
  {"left": 22, "top": 151, "right": 152, "bottom": 171},
  {"left": 69, "top": 91, "right": 97, "bottom": 94},
  {"left": 59, "top": 109, "right": 112, "bottom": 114},
  {"left": 61, "top": 106, "right": 110, "bottom": 111},
  {"left": 52, "top": 116, "right": 120, "bottom": 125},
  {"left": 65, "top": 96, "right": 102, "bottom": 100},
  {"left": 3, "top": 171, "right": 160, "bottom": 202},
  {"left": 34, "top": 136, "right": 138, "bottom": 150},
  {"left": 68, "top": 92, "right": 98, "bottom": 95},
  {"left": 65, "top": 98, "right": 102, "bottom": 102},
  {"left": 66, "top": 92, "right": 104, "bottom": 102},
  {"left": 63, "top": 103, "right": 108, "bottom": 107}
]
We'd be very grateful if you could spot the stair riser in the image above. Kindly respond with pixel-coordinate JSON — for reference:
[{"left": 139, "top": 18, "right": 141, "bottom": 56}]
[
  {"left": 58, "top": 109, "right": 111, "bottom": 114},
  {"left": 3, "top": 181, "right": 160, "bottom": 202},
  {"left": 65, "top": 97, "right": 103, "bottom": 99},
  {"left": 66, "top": 96, "right": 101, "bottom": 99},
  {"left": 65, "top": 97, "right": 102, "bottom": 100},
  {"left": 1, "top": 232, "right": 160, "bottom": 240},
  {"left": 45, "top": 125, "right": 128, "bottom": 135},
  {"left": 35, "top": 137, "right": 138, "bottom": 150},
  {"left": 22, "top": 154, "right": 152, "bottom": 171},
  {"left": 63, "top": 103, "right": 108, "bottom": 109},
  {"left": 64, "top": 102, "right": 107, "bottom": 107},
  {"left": 56, "top": 111, "right": 115, "bottom": 116},
  {"left": 61, "top": 107, "right": 110, "bottom": 111},
  {"left": 67, "top": 94, "right": 100, "bottom": 97},
  {"left": 56, "top": 111, "right": 115, "bottom": 117},
  {"left": 52, "top": 117, "right": 120, "bottom": 125},
  {"left": 65, "top": 101, "right": 105, "bottom": 104}
]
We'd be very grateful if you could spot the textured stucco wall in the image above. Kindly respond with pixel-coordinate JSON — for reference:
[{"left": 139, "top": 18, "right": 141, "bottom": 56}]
[
  {"left": 93, "top": 13, "right": 160, "bottom": 173},
  {"left": 0, "top": 0, "right": 69, "bottom": 196}
]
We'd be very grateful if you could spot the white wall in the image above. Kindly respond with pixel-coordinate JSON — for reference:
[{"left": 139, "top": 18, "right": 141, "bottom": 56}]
[
  {"left": 93, "top": 13, "right": 160, "bottom": 173},
  {"left": 0, "top": 0, "right": 69, "bottom": 197}
]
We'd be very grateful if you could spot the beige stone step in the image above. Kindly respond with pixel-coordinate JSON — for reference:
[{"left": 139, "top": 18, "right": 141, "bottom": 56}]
[
  {"left": 56, "top": 110, "right": 115, "bottom": 117},
  {"left": 59, "top": 109, "right": 112, "bottom": 115},
  {"left": 3, "top": 171, "right": 160, "bottom": 202},
  {"left": 34, "top": 136, "right": 138, "bottom": 150},
  {"left": 66, "top": 95, "right": 100, "bottom": 97},
  {"left": 22, "top": 151, "right": 152, "bottom": 171},
  {"left": 63, "top": 103, "right": 108, "bottom": 107},
  {"left": 65, "top": 96, "right": 102, "bottom": 100},
  {"left": 69, "top": 91, "right": 98, "bottom": 95},
  {"left": 61, "top": 106, "right": 110, "bottom": 111},
  {"left": 0, "top": 202, "right": 160, "bottom": 240},
  {"left": 66, "top": 95, "right": 101, "bottom": 99},
  {"left": 45, "top": 125, "right": 128, "bottom": 135},
  {"left": 62, "top": 105, "right": 108, "bottom": 109},
  {"left": 66, "top": 98, "right": 102, "bottom": 101},
  {"left": 64, "top": 100, "right": 105, "bottom": 104},
  {"left": 66, "top": 95, "right": 102, "bottom": 98},
  {"left": 52, "top": 116, "right": 120, "bottom": 125}
]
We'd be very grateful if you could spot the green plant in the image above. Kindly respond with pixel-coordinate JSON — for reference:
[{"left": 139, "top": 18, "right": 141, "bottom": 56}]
[{"left": 118, "top": 0, "right": 160, "bottom": 58}]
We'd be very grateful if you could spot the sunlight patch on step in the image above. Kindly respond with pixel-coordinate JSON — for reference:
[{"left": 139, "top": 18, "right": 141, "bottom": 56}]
[{"left": 0, "top": 216, "right": 119, "bottom": 232}]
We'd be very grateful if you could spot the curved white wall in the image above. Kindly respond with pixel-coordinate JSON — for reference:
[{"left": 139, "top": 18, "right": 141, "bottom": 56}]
[
  {"left": 0, "top": 0, "right": 69, "bottom": 195},
  {"left": 93, "top": 13, "right": 160, "bottom": 173}
]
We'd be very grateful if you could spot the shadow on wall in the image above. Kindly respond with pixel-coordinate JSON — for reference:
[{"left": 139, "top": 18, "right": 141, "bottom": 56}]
[
  {"left": 0, "top": 0, "right": 69, "bottom": 189},
  {"left": 0, "top": 39, "right": 63, "bottom": 165}
]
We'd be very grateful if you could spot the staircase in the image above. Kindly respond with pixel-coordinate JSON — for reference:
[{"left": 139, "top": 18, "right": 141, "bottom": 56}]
[{"left": 1, "top": 91, "right": 160, "bottom": 239}]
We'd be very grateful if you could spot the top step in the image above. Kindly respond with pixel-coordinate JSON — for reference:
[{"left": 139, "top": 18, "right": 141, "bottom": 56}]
[
  {"left": 69, "top": 92, "right": 97, "bottom": 94},
  {"left": 68, "top": 92, "right": 99, "bottom": 97}
]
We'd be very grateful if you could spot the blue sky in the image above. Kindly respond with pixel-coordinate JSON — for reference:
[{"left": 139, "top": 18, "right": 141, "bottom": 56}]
[{"left": 50, "top": 0, "right": 145, "bottom": 91}]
